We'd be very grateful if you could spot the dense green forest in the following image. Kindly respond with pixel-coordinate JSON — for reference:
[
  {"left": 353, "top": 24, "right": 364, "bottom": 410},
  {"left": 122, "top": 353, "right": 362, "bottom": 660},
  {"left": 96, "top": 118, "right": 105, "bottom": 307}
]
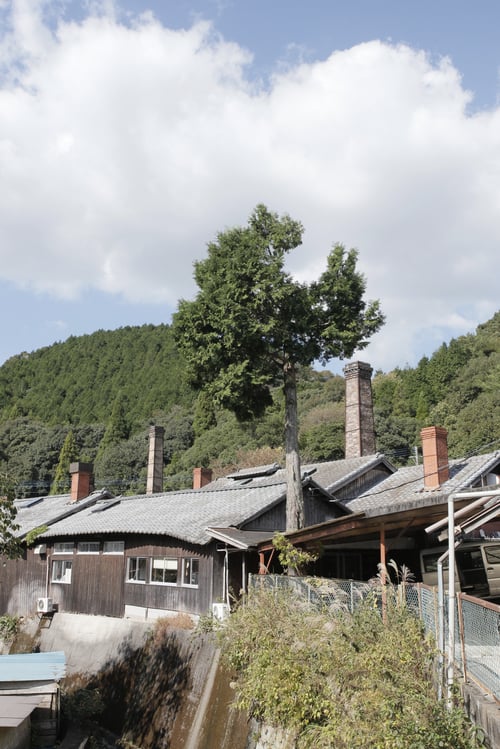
[{"left": 0, "top": 311, "right": 499, "bottom": 497}]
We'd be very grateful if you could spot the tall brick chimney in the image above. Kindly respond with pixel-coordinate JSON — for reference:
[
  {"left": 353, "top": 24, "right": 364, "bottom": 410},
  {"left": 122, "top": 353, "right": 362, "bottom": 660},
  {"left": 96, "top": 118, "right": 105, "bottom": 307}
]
[
  {"left": 193, "top": 467, "right": 213, "bottom": 489},
  {"left": 70, "top": 462, "right": 93, "bottom": 502},
  {"left": 421, "top": 426, "right": 449, "bottom": 489},
  {"left": 146, "top": 425, "right": 165, "bottom": 495},
  {"left": 344, "top": 361, "right": 376, "bottom": 458}
]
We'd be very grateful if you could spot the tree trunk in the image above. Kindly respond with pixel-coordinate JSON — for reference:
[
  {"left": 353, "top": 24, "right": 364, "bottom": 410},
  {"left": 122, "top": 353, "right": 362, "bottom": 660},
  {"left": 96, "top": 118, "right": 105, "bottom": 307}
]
[{"left": 284, "top": 362, "right": 304, "bottom": 532}]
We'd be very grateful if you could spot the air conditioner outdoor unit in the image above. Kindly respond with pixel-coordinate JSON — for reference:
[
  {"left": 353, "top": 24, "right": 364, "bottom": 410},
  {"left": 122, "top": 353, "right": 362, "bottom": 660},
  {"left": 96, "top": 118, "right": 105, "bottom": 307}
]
[
  {"left": 212, "top": 602, "right": 230, "bottom": 621},
  {"left": 34, "top": 544, "right": 46, "bottom": 555},
  {"left": 37, "top": 597, "right": 53, "bottom": 614}
]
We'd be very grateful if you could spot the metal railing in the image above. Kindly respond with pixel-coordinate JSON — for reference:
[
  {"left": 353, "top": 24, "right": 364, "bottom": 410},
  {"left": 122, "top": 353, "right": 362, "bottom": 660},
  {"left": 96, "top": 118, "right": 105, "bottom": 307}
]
[{"left": 248, "top": 574, "right": 500, "bottom": 702}]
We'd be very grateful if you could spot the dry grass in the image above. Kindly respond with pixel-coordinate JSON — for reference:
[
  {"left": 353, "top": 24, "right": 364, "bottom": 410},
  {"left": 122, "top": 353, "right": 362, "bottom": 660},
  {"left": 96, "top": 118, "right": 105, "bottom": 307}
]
[{"left": 152, "top": 613, "right": 194, "bottom": 644}]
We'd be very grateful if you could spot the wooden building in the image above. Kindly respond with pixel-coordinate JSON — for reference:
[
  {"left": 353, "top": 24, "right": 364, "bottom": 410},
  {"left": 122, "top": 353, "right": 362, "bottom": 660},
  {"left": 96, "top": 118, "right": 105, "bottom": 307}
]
[{"left": 1, "top": 456, "right": 394, "bottom": 620}]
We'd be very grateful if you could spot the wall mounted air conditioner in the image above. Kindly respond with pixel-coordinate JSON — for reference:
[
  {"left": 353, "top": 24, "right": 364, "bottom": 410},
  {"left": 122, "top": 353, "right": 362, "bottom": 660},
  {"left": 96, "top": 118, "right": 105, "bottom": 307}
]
[
  {"left": 37, "top": 597, "right": 53, "bottom": 614},
  {"left": 212, "top": 602, "right": 230, "bottom": 621},
  {"left": 34, "top": 544, "right": 47, "bottom": 554}
]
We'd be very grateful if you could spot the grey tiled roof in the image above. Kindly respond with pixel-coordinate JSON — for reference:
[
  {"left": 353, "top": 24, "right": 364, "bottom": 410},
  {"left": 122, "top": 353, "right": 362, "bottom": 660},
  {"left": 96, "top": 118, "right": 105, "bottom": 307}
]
[
  {"left": 13, "top": 490, "right": 110, "bottom": 539},
  {"left": 208, "top": 454, "right": 394, "bottom": 494},
  {"left": 41, "top": 480, "right": 289, "bottom": 546},
  {"left": 348, "top": 451, "right": 500, "bottom": 516},
  {"left": 302, "top": 454, "right": 395, "bottom": 493}
]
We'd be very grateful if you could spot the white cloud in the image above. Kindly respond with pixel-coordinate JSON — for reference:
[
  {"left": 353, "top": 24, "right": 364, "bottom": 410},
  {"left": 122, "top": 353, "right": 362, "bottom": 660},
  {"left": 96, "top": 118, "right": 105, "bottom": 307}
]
[{"left": 0, "top": 1, "right": 499, "bottom": 370}]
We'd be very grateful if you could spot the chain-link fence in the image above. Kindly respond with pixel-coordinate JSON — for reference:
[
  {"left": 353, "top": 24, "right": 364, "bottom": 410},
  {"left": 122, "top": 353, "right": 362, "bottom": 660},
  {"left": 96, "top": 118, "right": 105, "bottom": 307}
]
[
  {"left": 458, "top": 593, "right": 500, "bottom": 700},
  {"left": 249, "top": 574, "right": 500, "bottom": 702},
  {"left": 249, "top": 574, "right": 372, "bottom": 613}
]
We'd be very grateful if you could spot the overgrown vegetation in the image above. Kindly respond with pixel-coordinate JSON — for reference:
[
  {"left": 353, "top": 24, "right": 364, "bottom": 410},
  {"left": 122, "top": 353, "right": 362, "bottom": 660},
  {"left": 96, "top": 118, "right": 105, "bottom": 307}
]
[
  {"left": 0, "top": 471, "right": 21, "bottom": 558},
  {"left": 0, "top": 311, "right": 499, "bottom": 496},
  {"left": 219, "top": 586, "right": 485, "bottom": 748},
  {"left": 272, "top": 532, "right": 321, "bottom": 575},
  {"left": 0, "top": 614, "right": 20, "bottom": 641}
]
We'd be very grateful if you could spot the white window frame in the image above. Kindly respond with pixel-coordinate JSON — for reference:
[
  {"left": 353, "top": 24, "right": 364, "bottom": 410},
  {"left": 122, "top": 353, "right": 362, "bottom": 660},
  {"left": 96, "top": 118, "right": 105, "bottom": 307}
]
[
  {"left": 103, "top": 540, "right": 125, "bottom": 555},
  {"left": 52, "top": 559, "right": 72, "bottom": 584},
  {"left": 77, "top": 541, "right": 100, "bottom": 554},
  {"left": 181, "top": 557, "right": 199, "bottom": 587},
  {"left": 53, "top": 542, "right": 74, "bottom": 554},
  {"left": 126, "top": 557, "right": 147, "bottom": 583},
  {"left": 151, "top": 557, "right": 178, "bottom": 585}
]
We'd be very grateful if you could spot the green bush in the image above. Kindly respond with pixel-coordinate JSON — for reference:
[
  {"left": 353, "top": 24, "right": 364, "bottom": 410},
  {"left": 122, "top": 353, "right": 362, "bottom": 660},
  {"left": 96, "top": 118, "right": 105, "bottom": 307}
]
[
  {"left": 0, "top": 615, "right": 20, "bottom": 640},
  {"left": 219, "top": 586, "right": 485, "bottom": 748}
]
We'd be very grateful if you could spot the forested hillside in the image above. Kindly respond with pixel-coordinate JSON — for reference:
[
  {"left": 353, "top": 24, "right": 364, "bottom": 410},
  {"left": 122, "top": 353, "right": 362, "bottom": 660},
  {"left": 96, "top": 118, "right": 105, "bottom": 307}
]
[{"left": 0, "top": 312, "right": 498, "bottom": 497}]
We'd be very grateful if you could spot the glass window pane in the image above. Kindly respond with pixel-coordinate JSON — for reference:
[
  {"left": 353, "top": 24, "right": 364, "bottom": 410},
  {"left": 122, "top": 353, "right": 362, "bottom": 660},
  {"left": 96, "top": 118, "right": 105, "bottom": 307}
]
[
  {"left": 485, "top": 546, "right": 500, "bottom": 564},
  {"left": 103, "top": 541, "right": 124, "bottom": 554},
  {"left": 151, "top": 557, "right": 177, "bottom": 583},
  {"left": 127, "top": 557, "right": 147, "bottom": 582}
]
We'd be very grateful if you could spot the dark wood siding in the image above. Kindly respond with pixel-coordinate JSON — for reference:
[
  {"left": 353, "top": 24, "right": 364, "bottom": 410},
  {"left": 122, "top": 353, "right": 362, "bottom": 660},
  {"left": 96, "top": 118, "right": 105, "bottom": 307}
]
[
  {"left": 123, "top": 536, "right": 214, "bottom": 616},
  {"left": 49, "top": 548, "right": 125, "bottom": 618},
  {"left": 0, "top": 549, "right": 47, "bottom": 617},
  {"left": 40, "top": 535, "right": 216, "bottom": 617},
  {"left": 242, "top": 488, "right": 343, "bottom": 533},
  {"left": 336, "top": 466, "right": 393, "bottom": 503}
]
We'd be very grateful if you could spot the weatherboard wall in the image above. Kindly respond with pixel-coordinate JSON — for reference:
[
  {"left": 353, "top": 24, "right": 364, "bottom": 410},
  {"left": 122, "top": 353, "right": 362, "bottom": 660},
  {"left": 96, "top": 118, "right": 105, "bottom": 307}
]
[{"left": 0, "top": 549, "right": 46, "bottom": 618}]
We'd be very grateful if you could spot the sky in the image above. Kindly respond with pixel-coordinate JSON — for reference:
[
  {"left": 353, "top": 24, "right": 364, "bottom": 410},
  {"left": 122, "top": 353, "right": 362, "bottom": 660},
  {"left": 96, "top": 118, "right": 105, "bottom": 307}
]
[{"left": 1, "top": 0, "right": 500, "bottom": 374}]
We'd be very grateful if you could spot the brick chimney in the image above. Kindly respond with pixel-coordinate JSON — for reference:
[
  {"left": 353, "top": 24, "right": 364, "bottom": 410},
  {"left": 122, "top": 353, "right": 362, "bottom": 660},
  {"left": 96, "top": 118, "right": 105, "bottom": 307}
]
[
  {"left": 193, "top": 467, "right": 213, "bottom": 489},
  {"left": 69, "top": 462, "right": 93, "bottom": 502},
  {"left": 344, "top": 361, "right": 376, "bottom": 458},
  {"left": 421, "top": 426, "right": 449, "bottom": 489},
  {"left": 146, "top": 425, "right": 165, "bottom": 494}
]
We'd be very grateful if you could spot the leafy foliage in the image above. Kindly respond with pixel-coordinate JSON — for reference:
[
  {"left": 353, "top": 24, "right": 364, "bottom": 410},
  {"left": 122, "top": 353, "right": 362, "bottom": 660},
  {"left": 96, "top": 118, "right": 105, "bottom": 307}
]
[
  {"left": 373, "top": 311, "right": 500, "bottom": 461},
  {"left": 0, "top": 472, "right": 21, "bottom": 559},
  {"left": 51, "top": 430, "right": 78, "bottom": 494},
  {"left": 174, "top": 204, "right": 383, "bottom": 529},
  {"left": 0, "top": 614, "right": 20, "bottom": 640},
  {"left": 219, "top": 586, "right": 485, "bottom": 748},
  {"left": 0, "top": 305, "right": 498, "bottom": 496},
  {"left": 272, "top": 532, "right": 321, "bottom": 575}
]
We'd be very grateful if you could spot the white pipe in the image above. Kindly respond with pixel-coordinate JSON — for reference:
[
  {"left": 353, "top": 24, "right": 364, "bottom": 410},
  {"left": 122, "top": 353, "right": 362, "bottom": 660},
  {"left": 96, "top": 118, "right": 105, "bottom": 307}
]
[
  {"left": 242, "top": 553, "right": 247, "bottom": 594},
  {"left": 447, "top": 493, "right": 456, "bottom": 706},
  {"left": 225, "top": 548, "right": 230, "bottom": 607},
  {"left": 425, "top": 492, "right": 500, "bottom": 536},
  {"left": 437, "top": 548, "right": 448, "bottom": 701}
]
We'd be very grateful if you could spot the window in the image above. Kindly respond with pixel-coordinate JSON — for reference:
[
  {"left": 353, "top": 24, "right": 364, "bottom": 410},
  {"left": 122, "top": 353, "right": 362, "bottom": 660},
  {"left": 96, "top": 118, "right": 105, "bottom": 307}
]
[
  {"left": 52, "top": 560, "right": 72, "bottom": 584},
  {"left": 422, "top": 553, "right": 448, "bottom": 574},
  {"left": 77, "top": 541, "right": 100, "bottom": 554},
  {"left": 103, "top": 540, "right": 124, "bottom": 554},
  {"left": 485, "top": 546, "right": 500, "bottom": 565},
  {"left": 182, "top": 558, "right": 199, "bottom": 587},
  {"left": 53, "top": 542, "right": 74, "bottom": 554},
  {"left": 127, "top": 557, "right": 147, "bottom": 583},
  {"left": 151, "top": 558, "right": 178, "bottom": 585}
]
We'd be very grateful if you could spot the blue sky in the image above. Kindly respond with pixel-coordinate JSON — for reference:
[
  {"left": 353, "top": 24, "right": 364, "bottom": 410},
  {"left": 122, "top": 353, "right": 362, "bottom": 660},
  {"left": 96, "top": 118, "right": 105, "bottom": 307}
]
[{"left": 1, "top": 0, "right": 500, "bottom": 372}]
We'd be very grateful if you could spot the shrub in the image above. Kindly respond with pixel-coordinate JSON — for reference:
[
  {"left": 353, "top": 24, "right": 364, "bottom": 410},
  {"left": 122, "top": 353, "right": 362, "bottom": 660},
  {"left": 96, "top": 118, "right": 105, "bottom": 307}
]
[{"left": 219, "top": 585, "right": 485, "bottom": 748}]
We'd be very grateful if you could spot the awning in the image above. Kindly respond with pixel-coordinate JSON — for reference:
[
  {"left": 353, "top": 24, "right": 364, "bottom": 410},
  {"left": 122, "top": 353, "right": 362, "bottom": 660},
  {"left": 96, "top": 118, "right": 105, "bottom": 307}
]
[{"left": 207, "top": 528, "right": 274, "bottom": 549}]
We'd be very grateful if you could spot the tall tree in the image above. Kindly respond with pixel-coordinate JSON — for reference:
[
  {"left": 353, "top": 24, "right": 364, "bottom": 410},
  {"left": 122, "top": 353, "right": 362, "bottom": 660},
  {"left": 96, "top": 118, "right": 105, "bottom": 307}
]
[
  {"left": 50, "top": 430, "right": 78, "bottom": 495},
  {"left": 174, "top": 205, "right": 384, "bottom": 530},
  {"left": 0, "top": 472, "right": 21, "bottom": 559}
]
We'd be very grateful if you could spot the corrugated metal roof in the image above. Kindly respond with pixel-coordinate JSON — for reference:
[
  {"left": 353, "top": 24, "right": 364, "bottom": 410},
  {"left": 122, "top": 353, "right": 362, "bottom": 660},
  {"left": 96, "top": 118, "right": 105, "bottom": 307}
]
[{"left": 0, "top": 652, "right": 66, "bottom": 683}]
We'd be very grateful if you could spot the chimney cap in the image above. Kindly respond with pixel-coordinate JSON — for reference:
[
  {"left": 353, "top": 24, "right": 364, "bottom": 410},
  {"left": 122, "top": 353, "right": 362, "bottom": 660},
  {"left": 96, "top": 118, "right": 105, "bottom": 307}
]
[{"left": 69, "top": 462, "right": 93, "bottom": 474}]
